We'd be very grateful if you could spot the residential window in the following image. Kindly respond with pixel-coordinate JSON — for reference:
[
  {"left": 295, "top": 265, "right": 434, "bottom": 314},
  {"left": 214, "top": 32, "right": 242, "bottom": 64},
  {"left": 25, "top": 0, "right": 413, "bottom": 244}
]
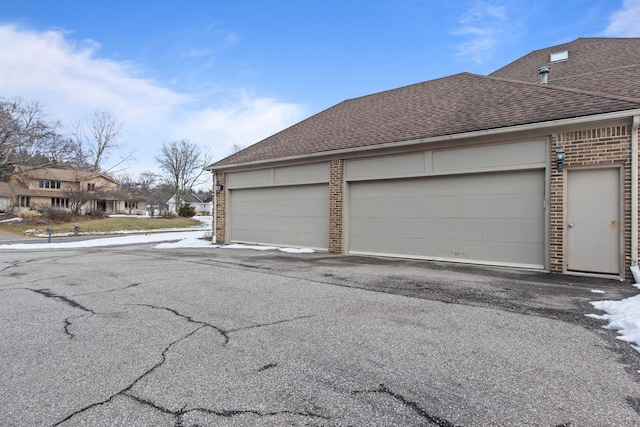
[
  {"left": 18, "top": 196, "right": 30, "bottom": 207},
  {"left": 51, "top": 198, "right": 69, "bottom": 208},
  {"left": 125, "top": 201, "right": 138, "bottom": 209},
  {"left": 87, "top": 183, "right": 96, "bottom": 191},
  {"left": 39, "top": 180, "right": 61, "bottom": 189}
]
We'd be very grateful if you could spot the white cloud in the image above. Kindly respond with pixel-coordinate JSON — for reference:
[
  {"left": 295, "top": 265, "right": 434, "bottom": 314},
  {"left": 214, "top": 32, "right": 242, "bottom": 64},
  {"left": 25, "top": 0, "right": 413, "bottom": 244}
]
[
  {"left": 452, "top": 1, "right": 521, "bottom": 64},
  {"left": 176, "top": 94, "right": 305, "bottom": 160},
  {"left": 0, "top": 24, "right": 304, "bottom": 174},
  {"left": 603, "top": 0, "right": 640, "bottom": 37},
  {"left": 0, "top": 25, "right": 186, "bottom": 124}
]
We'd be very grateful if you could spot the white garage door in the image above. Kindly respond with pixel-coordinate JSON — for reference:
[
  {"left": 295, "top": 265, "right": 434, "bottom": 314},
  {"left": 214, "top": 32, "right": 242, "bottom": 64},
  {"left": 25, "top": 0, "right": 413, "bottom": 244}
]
[
  {"left": 349, "top": 170, "right": 545, "bottom": 268},
  {"left": 230, "top": 184, "right": 329, "bottom": 250}
]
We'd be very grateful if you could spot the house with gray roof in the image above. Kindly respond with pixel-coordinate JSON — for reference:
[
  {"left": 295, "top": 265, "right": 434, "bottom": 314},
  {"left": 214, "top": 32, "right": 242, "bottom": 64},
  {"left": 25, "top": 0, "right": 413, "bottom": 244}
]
[
  {"left": 167, "top": 192, "right": 213, "bottom": 215},
  {"left": 207, "top": 38, "right": 640, "bottom": 281}
]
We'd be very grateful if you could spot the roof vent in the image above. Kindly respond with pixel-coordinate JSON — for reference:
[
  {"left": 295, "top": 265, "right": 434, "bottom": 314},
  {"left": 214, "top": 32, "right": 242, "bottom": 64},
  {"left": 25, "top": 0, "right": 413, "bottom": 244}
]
[
  {"left": 550, "top": 50, "right": 569, "bottom": 62},
  {"left": 538, "top": 66, "right": 550, "bottom": 84}
]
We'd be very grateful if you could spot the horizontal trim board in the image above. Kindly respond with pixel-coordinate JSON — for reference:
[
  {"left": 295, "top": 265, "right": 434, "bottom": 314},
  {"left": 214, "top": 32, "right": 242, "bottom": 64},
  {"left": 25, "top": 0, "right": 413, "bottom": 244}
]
[{"left": 348, "top": 250, "right": 545, "bottom": 270}]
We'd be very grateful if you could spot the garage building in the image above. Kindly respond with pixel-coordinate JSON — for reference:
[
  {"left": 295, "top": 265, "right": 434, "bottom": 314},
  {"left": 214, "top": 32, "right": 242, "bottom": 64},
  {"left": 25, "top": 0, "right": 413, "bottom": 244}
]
[{"left": 207, "top": 38, "right": 640, "bottom": 281}]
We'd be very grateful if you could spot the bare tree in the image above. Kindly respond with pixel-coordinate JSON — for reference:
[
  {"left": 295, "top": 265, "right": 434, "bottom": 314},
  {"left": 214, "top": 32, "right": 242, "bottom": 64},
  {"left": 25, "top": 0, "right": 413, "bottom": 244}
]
[
  {"left": 0, "top": 98, "right": 79, "bottom": 178},
  {"left": 155, "top": 139, "right": 212, "bottom": 210},
  {"left": 64, "top": 185, "right": 93, "bottom": 214},
  {"left": 74, "top": 110, "right": 123, "bottom": 173}
]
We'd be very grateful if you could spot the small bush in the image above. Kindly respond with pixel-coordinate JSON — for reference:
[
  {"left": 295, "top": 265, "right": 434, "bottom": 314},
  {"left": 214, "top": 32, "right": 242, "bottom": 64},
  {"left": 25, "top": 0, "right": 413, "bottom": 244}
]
[
  {"left": 178, "top": 202, "right": 196, "bottom": 217},
  {"left": 38, "top": 207, "right": 73, "bottom": 222},
  {"left": 18, "top": 210, "right": 40, "bottom": 220}
]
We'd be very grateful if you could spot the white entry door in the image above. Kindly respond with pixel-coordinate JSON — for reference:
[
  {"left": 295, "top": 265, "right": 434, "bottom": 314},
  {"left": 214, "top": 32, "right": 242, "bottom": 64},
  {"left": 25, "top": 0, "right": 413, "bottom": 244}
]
[{"left": 566, "top": 168, "right": 621, "bottom": 274}]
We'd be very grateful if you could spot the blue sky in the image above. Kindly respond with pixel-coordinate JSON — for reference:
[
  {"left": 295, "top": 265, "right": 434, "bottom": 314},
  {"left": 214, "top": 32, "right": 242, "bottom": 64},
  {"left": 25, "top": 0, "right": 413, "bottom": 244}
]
[{"left": 1, "top": 0, "right": 639, "bottom": 177}]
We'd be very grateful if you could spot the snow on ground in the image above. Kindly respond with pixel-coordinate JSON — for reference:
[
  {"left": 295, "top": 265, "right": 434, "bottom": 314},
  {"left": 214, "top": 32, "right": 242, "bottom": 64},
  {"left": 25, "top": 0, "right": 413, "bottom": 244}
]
[
  {"left": 1, "top": 217, "right": 639, "bottom": 359},
  {"left": 588, "top": 284, "right": 640, "bottom": 355},
  {"left": 0, "top": 215, "right": 315, "bottom": 255}
]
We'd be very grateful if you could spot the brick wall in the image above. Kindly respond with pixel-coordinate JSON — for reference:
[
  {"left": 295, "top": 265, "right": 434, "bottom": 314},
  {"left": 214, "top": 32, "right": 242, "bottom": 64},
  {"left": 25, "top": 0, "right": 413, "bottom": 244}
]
[
  {"left": 213, "top": 172, "right": 226, "bottom": 243},
  {"left": 550, "top": 126, "right": 632, "bottom": 278},
  {"left": 329, "top": 159, "right": 344, "bottom": 253}
]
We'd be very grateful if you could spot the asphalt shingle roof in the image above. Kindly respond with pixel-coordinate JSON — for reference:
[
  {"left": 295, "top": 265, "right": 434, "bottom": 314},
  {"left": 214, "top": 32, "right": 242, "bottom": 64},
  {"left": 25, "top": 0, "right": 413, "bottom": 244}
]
[
  {"left": 491, "top": 38, "right": 640, "bottom": 81},
  {"left": 211, "top": 38, "right": 640, "bottom": 169},
  {"left": 15, "top": 166, "right": 118, "bottom": 184}
]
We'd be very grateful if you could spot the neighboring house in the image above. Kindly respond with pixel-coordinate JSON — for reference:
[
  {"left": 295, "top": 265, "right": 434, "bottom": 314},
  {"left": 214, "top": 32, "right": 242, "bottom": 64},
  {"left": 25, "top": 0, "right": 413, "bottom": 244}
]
[
  {"left": 207, "top": 38, "right": 640, "bottom": 281},
  {"left": 0, "top": 165, "right": 146, "bottom": 215},
  {"left": 0, "top": 182, "right": 10, "bottom": 212},
  {"left": 167, "top": 192, "right": 213, "bottom": 215}
]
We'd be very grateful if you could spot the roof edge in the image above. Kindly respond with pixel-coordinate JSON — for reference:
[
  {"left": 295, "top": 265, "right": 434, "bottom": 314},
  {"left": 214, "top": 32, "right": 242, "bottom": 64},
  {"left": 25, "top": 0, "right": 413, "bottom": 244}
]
[{"left": 206, "top": 108, "right": 640, "bottom": 172}]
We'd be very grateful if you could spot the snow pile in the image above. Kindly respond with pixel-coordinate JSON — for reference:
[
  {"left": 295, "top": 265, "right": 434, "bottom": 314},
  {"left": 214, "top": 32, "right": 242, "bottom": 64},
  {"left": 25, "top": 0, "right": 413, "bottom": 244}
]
[{"left": 590, "top": 291, "right": 640, "bottom": 353}]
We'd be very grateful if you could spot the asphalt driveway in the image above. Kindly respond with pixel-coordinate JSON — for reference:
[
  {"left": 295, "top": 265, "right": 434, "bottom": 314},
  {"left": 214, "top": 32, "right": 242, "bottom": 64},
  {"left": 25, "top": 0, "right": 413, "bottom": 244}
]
[{"left": 1, "top": 244, "right": 640, "bottom": 426}]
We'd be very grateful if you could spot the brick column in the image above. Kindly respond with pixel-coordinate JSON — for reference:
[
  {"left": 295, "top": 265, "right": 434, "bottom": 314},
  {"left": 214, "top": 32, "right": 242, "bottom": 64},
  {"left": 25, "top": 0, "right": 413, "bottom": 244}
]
[
  {"left": 329, "top": 160, "right": 344, "bottom": 253},
  {"left": 549, "top": 134, "right": 564, "bottom": 273},
  {"left": 213, "top": 172, "right": 226, "bottom": 243}
]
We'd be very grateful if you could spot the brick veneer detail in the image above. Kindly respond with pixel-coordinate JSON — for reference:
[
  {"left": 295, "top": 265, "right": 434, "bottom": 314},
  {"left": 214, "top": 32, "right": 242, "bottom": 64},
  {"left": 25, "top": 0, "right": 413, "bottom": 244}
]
[
  {"left": 550, "top": 126, "right": 632, "bottom": 279},
  {"left": 329, "top": 159, "right": 344, "bottom": 253},
  {"left": 213, "top": 172, "right": 226, "bottom": 243}
]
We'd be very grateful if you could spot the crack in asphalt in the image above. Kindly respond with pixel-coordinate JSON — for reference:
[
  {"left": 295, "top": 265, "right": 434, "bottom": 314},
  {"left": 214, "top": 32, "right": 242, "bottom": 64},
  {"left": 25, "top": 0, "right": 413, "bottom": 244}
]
[
  {"left": 53, "top": 323, "right": 328, "bottom": 426},
  {"left": 63, "top": 314, "right": 91, "bottom": 339},
  {"left": 227, "top": 315, "right": 314, "bottom": 333},
  {"left": 0, "top": 260, "right": 22, "bottom": 275},
  {"left": 52, "top": 325, "right": 205, "bottom": 426},
  {"left": 113, "top": 249, "right": 586, "bottom": 325},
  {"left": 134, "top": 303, "right": 231, "bottom": 345},
  {"left": 626, "top": 396, "right": 640, "bottom": 414},
  {"left": 74, "top": 282, "right": 142, "bottom": 296},
  {"left": 30, "top": 288, "right": 96, "bottom": 314},
  {"left": 135, "top": 304, "right": 314, "bottom": 346},
  {"left": 352, "top": 383, "right": 460, "bottom": 427},
  {"left": 123, "top": 392, "right": 329, "bottom": 426},
  {"left": 256, "top": 362, "right": 278, "bottom": 372},
  {"left": 0, "top": 274, "right": 67, "bottom": 288},
  {"left": 28, "top": 288, "right": 97, "bottom": 338}
]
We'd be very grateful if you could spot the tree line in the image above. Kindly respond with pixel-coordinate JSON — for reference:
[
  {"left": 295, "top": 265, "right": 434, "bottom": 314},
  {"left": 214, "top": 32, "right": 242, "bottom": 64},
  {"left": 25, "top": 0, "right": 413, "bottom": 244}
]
[{"left": 1, "top": 97, "right": 213, "bottom": 215}]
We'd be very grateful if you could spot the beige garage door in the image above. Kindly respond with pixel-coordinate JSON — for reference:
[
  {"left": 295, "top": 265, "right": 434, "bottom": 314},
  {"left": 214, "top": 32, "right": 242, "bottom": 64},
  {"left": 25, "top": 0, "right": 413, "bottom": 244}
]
[
  {"left": 229, "top": 184, "right": 329, "bottom": 250},
  {"left": 349, "top": 170, "right": 545, "bottom": 268}
]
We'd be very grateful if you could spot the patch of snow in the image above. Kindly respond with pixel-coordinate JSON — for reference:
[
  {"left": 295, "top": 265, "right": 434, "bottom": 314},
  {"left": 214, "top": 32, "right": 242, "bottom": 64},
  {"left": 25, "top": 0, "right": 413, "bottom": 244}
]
[
  {"left": 280, "top": 247, "right": 315, "bottom": 254},
  {"left": 0, "top": 217, "right": 22, "bottom": 223},
  {"left": 154, "top": 237, "right": 216, "bottom": 248},
  {"left": 0, "top": 228, "right": 313, "bottom": 255},
  {"left": 0, "top": 231, "right": 207, "bottom": 249},
  {"left": 591, "top": 294, "right": 640, "bottom": 353},
  {"left": 590, "top": 289, "right": 606, "bottom": 294}
]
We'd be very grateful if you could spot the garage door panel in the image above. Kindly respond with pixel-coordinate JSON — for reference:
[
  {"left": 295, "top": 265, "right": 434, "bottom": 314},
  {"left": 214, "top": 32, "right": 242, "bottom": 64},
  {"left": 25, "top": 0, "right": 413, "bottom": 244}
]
[
  {"left": 421, "top": 217, "right": 543, "bottom": 242},
  {"left": 349, "top": 170, "right": 545, "bottom": 267},
  {"left": 230, "top": 184, "right": 329, "bottom": 249},
  {"left": 351, "top": 233, "right": 544, "bottom": 265},
  {"left": 350, "top": 198, "right": 428, "bottom": 218},
  {"left": 233, "top": 196, "right": 327, "bottom": 215},
  {"left": 350, "top": 217, "right": 424, "bottom": 239}
]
